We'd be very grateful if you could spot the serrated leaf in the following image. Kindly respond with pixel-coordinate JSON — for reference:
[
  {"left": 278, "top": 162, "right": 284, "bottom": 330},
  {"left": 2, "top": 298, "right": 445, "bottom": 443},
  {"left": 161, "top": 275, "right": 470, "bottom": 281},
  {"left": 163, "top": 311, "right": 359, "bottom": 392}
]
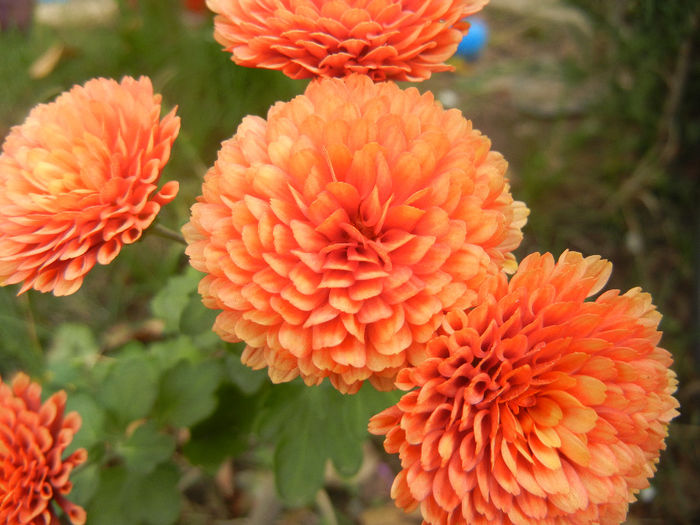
[
  {"left": 154, "top": 360, "right": 222, "bottom": 428},
  {"left": 183, "top": 384, "right": 257, "bottom": 471},
  {"left": 98, "top": 355, "right": 159, "bottom": 424},
  {"left": 265, "top": 382, "right": 404, "bottom": 502},
  {"left": 117, "top": 421, "right": 176, "bottom": 475},
  {"left": 151, "top": 267, "right": 200, "bottom": 332}
]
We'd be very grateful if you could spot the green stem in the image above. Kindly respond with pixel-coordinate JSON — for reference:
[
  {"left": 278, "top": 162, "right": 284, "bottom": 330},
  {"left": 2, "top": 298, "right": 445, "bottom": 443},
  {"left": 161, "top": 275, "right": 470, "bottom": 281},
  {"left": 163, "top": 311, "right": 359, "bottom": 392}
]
[{"left": 150, "top": 223, "right": 186, "bottom": 245}]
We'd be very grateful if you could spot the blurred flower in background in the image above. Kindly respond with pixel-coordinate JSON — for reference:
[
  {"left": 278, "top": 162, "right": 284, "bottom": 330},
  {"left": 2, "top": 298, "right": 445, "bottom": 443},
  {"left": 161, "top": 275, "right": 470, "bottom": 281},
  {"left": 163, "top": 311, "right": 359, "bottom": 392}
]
[
  {"left": 370, "top": 251, "right": 679, "bottom": 524},
  {"left": 0, "top": 373, "right": 87, "bottom": 525},
  {"left": 207, "top": 0, "right": 491, "bottom": 81},
  {"left": 184, "top": 0, "right": 207, "bottom": 13},
  {"left": 183, "top": 74, "right": 528, "bottom": 393},
  {"left": 0, "top": 76, "right": 180, "bottom": 295}
]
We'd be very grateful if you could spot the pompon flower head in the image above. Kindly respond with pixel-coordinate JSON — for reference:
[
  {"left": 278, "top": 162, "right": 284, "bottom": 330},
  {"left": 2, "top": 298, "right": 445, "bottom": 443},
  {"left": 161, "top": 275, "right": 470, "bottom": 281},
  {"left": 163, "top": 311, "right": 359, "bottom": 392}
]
[
  {"left": 369, "top": 251, "right": 679, "bottom": 525},
  {"left": 207, "top": 0, "right": 490, "bottom": 81},
  {"left": 0, "top": 373, "right": 87, "bottom": 525},
  {"left": 183, "top": 74, "right": 527, "bottom": 393},
  {"left": 0, "top": 76, "right": 180, "bottom": 296}
]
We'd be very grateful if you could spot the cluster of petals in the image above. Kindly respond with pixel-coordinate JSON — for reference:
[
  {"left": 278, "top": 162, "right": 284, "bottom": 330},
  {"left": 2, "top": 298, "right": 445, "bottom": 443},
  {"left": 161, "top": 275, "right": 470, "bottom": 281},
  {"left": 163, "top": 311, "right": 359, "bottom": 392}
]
[
  {"left": 0, "top": 76, "right": 180, "bottom": 295},
  {"left": 0, "top": 373, "right": 87, "bottom": 525},
  {"left": 369, "top": 251, "right": 679, "bottom": 524},
  {"left": 184, "top": 74, "right": 527, "bottom": 393},
  {"left": 207, "top": 0, "right": 490, "bottom": 81}
]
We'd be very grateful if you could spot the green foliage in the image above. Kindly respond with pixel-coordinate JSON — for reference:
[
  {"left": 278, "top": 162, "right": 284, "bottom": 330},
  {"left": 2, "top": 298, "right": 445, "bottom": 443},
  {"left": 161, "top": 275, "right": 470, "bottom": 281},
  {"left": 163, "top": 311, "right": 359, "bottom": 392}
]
[
  {"left": 98, "top": 354, "right": 160, "bottom": 424},
  {"left": 34, "top": 264, "right": 400, "bottom": 522},
  {"left": 258, "top": 383, "right": 402, "bottom": 506},
  {"left": 86, "top": 464, "right": 181, "bottom": 525},
  {"left": 154, "top": 359, "right": 222, "bottom": 428},
  {"left": 151, "top": 267, "right": 200, "bottom": 334},
  {"left": 116, "top": 421, "right": 176, "bottom": 475},
  {"left": 0, "top": 289, "right": 43, "bottom": 376},
  {"left": 182, "top": 383, "right": 259, "bottom": 471}
]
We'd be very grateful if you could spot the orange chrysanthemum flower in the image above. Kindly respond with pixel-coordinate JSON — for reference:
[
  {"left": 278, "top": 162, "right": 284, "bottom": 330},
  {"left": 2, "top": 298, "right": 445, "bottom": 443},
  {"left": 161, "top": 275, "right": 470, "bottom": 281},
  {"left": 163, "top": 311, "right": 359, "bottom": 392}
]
[
  {"left": 207, "top": 0, "right": 490, "bottom": 81},
  {"left": 183, "top": 74, "right": 527, "bottom": 393},
  {"left": 0, "top": 373, "right": 87, "bottom": 525},
  {"left": 369, "top": 251, "right": 679, "bottom": 525},
  {"left": 0, "top": 76, "right": 180, "bottom": 296}
]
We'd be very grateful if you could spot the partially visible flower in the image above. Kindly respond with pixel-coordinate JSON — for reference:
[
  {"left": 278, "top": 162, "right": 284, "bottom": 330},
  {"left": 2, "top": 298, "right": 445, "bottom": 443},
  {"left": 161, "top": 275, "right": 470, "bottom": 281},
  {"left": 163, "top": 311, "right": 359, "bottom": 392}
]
[
  {"left": 0, "top": 373, "right": 87, "bottom": 525},
  {"left": 184, "top": 0, "right": 207, "bottom": 13},
  {"left": 0, "top": 76, "right": 180, "bottom": 295},
  {"left": 207, "top": 0, "right": 490, "bottom": 81},
  {"left": 183, "top": 74, "right": 527, "bottom": 393},
  {"left": 369, "top": 251, "right": 679, "bottom": 524}
]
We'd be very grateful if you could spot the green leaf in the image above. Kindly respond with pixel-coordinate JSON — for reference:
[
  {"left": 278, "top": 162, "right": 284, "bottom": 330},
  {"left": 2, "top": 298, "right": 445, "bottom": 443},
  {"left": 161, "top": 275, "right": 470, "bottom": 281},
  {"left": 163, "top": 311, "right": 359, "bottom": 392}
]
[
  {"left": 86, "top": 466, "right": 130, "bottom": 525},
  {"left": 0, "top": 288, "right": 42, "bottom": 375},
  {"left": 262, "top": 382, "right": 404, "bottom": 504},
  {"left": 47, "top": 323, "right": 99, "bottom": 363},
  {"left": 327, "top": 385, "right": 402, "bottom": 476},
  {"left": 150, "top": 267, "right": 200, "bottom": 332},
  {"left": 86, "top": 464, "right": 181, "bottom": 525},
  {"left": 225, "top": 348, "right": 266, "bottom": 395},
  {"left": 179, "top": 293, "right": 218, "bottom": 337},
  {"left": 125, "top": 463, "right": 181, "bottom": 525},
  {"left": 117, "top": 421, "right": 176, "bottom": 475},
  {"left": 255, "top": 382, "right": 305, "bottom": 440},
  {"left": 45, "top": 323, "right": 100, "bottom": 388},
  {"left": 97, "top": 355, "right": 159, "bottom": 424},
  {"left": 154, "top": 360, "right": 222, "bottom": 428},
  {"left": 183, "top": 384, "right": 257, "bottom": 471},
  {"left": 274, "top": 417, "right": 328, "bottom": 507},
  {"left": 69, "top": 463, "right": 100, "bottom": 508},
  {"left": 65, "top": 392, "right": 105, "bottom": 452},
  {"left": 149, "top": 336, "right": 202, "bottom": 371}
]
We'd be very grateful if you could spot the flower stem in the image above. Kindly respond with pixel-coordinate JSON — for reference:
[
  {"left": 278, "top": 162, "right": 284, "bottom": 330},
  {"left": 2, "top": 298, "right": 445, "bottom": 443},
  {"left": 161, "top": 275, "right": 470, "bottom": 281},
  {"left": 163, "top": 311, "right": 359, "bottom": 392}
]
[{"left": 151, "top": 223, "right": 186, "bottom": 245}]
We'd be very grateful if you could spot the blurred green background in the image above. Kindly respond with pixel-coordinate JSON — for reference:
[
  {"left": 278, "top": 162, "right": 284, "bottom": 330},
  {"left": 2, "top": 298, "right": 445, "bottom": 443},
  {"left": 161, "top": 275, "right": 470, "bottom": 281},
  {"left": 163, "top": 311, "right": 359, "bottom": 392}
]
[{"left": 1, "top": 0, "right": 698, "bottom": 523}]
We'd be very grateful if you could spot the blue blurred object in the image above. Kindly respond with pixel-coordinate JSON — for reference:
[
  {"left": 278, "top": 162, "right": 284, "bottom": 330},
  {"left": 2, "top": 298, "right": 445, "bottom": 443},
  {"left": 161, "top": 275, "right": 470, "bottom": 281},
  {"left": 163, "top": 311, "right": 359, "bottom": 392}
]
[{"left": 456, "top": 17, "right": 489, "bottom": 61}]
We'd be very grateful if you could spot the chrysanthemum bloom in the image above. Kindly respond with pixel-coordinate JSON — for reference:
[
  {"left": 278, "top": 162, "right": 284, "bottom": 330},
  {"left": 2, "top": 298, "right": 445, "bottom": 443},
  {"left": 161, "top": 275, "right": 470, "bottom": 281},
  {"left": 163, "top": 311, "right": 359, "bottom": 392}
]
[
  {"left": 207, "top": 0, "right": 490, "bottom": 81},
  {"left": 183, "top": 74, "right": 527, "bottom": 393},
  {"left": 369, "top": 251, "right": 679, "bottom": 524},
  {"left": 0, "top": 373, "right": 87, "bottom": 525},
  {"left": 0, "top": 76, "right": 180, "bottom": 295}
]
